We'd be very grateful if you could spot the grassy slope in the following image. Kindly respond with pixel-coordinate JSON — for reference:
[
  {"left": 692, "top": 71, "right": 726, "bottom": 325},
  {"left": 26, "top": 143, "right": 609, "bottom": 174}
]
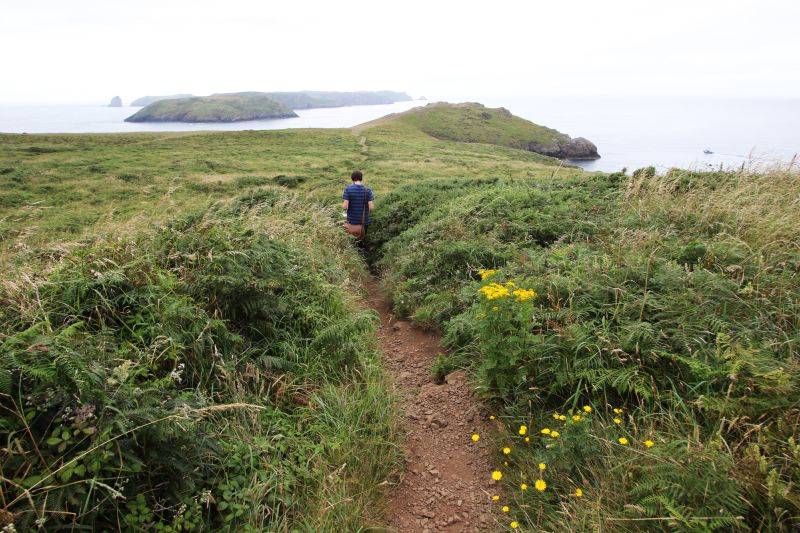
[
  {"left": 369, "top": 168, "right": 800, "bottom": 531},
  {"left": 0, "top": 123, "right": 573, "bottom": 261},
  {"left": 124, "top": 95, "right": 297, "bottom": 122},
  {"left": 0, "top": 118, "right": 572, "bottom": 530},
  {"left": 6, "top": 111, "right": 795, "bottom": 530},
  {"left": 364, "top": 102, "right": 570, "bottom": 149}
]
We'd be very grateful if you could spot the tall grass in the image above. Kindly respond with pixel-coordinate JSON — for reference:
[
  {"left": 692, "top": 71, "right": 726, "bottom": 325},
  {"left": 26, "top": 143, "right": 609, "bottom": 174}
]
[
  {"left": 372, "top": 166, "right": 800, "bottom": 531},
  {"left": 0, "top": 191, "right": 399, "bottom": 531}
]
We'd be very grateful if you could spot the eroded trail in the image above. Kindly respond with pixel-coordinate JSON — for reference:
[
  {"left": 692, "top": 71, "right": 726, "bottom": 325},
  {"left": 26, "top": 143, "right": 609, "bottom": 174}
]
[{"left": 368, "top": 279, "right": 499, "bottom": 532}]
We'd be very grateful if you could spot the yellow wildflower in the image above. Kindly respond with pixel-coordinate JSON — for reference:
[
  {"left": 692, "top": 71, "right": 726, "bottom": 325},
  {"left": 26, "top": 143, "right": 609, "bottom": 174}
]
[
  {"left": 512, "top": 288, "right": 536, "bottom": 302},
  {"left": 575, "top": 488, "right": 583, "bottom": 497},
  {"left": 505, "top": 281, "right": 515, "bottom": 287},
  {"left": 613, "top": 418, "right": 622, "bottom": 424},
  {"left": 492, "top": 306, "right": 499, "bottom": 311},
  {"left": 644, "top": 440, "right": 655, "bottom": 448},
  {"left": 618, "top": 437, "right": 629, "bottom": 445},
  {"left": 489, "top": 415, "right": 495, "bottom": 420},
  {"left": 519, "top": 425, "right": 527, "bottom": 436},
  {"left": 524, "top": 436, "right": 530, "bottom": 443},
  {"left": 511, "top": 521, "right": 519, "bottom": 529},
  {"left": 583, "top": 405, "right": 592, "bottom": 413},
  {"left": 491, "top": 495, "right": 500, "bottom": 501},
  {"left": 472, "top": 434, "right": 480, "bottom": 442},
  {"left": 535, "top": 479, "right": 547, "bottom": 491},
  {"left": 479, "top": 283, "right": 510, "bottom": 300},
  {"left": 550, "top": 431, "right": 560, "bottom": 438},
  {"left": 541, "top": 428, "right": 550, "bottom": 435},
  {"left": 559, "top": 415, "right": 566, "bottom": 421},
  {"left": 572, "top": 415, "right": 582, "bottom": 422},
  {"left": 552, "top": 413, "right": 560, "bottom": 420},
  {"left": 520, "top": 483, "right": 528, "bottom": 490},
  {"left": 503, "top": 461, "right": 509, "bottom": 466},
  {"left": 479, "top": 268, "right": 498, "bottom": 280},
  {"left": 613, "top": 408, "right": 624, "bottom": 414},
  {"left": 502, "top": 505, "right": 509, "bottom": 513},
  {"left": 503, "top": 447, "right": 511, "bottom": 455},
  {"left": 539, "top": 463, "right": 546, "bottom": 471},
  {"left": 492, "top": 470, "right": 503, "bottom": 481}
]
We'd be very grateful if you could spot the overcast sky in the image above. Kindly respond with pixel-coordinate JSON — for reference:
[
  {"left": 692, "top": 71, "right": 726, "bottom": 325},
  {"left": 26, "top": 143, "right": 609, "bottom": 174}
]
[{"left": 2, "top": 0, "right": 798, "bottom": 104}]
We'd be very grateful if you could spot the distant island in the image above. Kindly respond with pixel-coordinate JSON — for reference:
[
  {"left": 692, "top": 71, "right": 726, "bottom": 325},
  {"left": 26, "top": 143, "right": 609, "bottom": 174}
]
[
  {"left": 130, "top": 94, "right": 194, "bottom": 107},
  {"left": 361, "top": 102, "right": 600, "bottom": 160},
  {"left": 214, "top": 90, "right": 412, "bottom": 109},
  {"left": 125, "top": 90, "right": 413, "bottom": 123},
  {"left": 124, "top": 95, "right": 297, "bottom": 123},
  {"left": 108, "top": 96, "right": 122, "bottom": 107}
]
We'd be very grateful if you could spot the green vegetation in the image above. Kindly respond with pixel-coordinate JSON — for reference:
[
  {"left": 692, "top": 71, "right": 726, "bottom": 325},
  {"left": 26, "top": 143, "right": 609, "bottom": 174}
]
[
  {"left": 0, "top": 192, "right": 399, "bottom": 530},
  {"left": 0, "top": 108, "right": 575, "bottom": 530},
  {"left": 125, "top": 95, "right": 297, "bottom": 123},
  {"left": 2, "top": 102, "right": 797, "bottom": 531},
  {"left": 368, "top": 102, "right": 599, "bottom": 159},
  {"left": 370, "top": 167, "right": 800, "bottom": 530}
]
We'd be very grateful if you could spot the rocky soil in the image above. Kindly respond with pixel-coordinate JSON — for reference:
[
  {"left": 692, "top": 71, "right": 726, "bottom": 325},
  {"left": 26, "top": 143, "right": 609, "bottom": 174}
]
[{"left": 369, "top": 280, "right": 501, "bottom": 532}]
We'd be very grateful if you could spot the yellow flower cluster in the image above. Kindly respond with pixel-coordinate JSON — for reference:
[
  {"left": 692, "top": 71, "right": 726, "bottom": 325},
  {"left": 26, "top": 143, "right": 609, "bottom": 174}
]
[
  {"left": 479, "top": 283, "right": 511, "bottom": 300},
  {"left": 475, "top": 405, "right": 658, "bottom": 531},
  {"left": 513, "top": 288, "right": 536, "bottom": 302},
  {"left": 479, "top": 268, "right": 498, "bottom": 280}
]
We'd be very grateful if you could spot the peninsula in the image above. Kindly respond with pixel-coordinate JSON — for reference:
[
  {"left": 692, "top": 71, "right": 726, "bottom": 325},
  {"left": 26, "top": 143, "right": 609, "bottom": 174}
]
[{"left": 363, "top": 102, "right": 600, "bottom": 160}]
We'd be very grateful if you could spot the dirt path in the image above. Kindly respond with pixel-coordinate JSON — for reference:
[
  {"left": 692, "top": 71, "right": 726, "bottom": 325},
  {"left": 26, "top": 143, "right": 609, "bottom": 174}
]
[{"left": 368, "top": 279, "right": 499, "bottom": 532}]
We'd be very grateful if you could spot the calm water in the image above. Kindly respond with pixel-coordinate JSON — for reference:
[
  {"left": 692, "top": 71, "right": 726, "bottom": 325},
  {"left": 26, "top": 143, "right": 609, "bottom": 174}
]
[
  {"left": 2, "top": 97, "right": 798, "bottom": 173},
  {"left": 0, "top": 100, "right": 426, "bottom": 134},
  {"left": 483, "top": 96, "right": 800, "bottom": 173}
]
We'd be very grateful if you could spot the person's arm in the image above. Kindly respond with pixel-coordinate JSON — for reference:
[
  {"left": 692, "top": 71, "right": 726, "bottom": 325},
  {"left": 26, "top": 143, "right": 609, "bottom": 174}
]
[
  {"left": 342, "top": 188, "right": 349, "bottom": 211},
  {"left": 368, "top": 200, "right": 375, "bottom": 210},
  {"left": 367, "top": 188, "right": 375, "bottom": 211}
]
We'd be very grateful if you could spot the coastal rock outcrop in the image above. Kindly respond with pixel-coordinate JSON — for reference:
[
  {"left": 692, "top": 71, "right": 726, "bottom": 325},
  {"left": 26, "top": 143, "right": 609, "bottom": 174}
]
[
  {"left": 528, "top": 137, "right": 600, "bottom": 160},
  {"left": 108, "top": 96, "right": 122, "bottom": 107}
]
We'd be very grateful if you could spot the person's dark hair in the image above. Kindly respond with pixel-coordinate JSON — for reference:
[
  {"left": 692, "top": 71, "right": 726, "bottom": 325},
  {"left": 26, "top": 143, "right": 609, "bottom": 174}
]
[{"left": 351, "top": 170, "right": 363, "bottom": 182}]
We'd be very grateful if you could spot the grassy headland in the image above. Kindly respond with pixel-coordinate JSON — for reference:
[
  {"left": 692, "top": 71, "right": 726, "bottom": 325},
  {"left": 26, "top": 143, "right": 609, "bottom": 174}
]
[
  {"left": 367, "top": 102, "right": 600, "bottom": 159},
  {"left": 1, "top": 103, "right": 798, "bottom": 531},
  {"left": 124, "top": 95, "right": 298, "bottom": 123}
]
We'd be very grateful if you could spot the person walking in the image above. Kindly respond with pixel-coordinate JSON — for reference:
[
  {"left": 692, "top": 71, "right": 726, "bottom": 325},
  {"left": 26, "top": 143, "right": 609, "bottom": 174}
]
[{"left": 342, "top": 170, "right": 374, "bottom": 245}]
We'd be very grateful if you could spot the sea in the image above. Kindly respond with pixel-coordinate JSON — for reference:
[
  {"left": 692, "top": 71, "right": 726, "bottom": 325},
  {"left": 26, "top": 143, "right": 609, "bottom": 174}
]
[{"left": 1, "top": 97, "right": 798, "bottom": 173}]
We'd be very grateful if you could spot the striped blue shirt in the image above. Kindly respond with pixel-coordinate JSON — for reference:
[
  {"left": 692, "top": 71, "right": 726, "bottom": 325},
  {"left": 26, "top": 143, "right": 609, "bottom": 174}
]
[{"left": 343, "top": 183, "right": 374, "bottom": 225}]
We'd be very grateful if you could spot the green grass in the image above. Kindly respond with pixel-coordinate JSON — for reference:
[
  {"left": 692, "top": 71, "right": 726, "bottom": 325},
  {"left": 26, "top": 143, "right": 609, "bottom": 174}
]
[
  {"left": 369, "top": 166, "right": 800, "bottom": 531},
  {"left": 0, "top": 123, "right": 573, "bottom": 263},
  {"left": 0, "top": 193, "right": 399, "bottom": 531},
  {"left": 0, "top": 111, "right": 572, "bottom": 530},
  {"left": 365, "top": 101, "right": 568, "bottom": 149},
  {"left": 2, "top": 104, "right": 796, "bottom": 531}
]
